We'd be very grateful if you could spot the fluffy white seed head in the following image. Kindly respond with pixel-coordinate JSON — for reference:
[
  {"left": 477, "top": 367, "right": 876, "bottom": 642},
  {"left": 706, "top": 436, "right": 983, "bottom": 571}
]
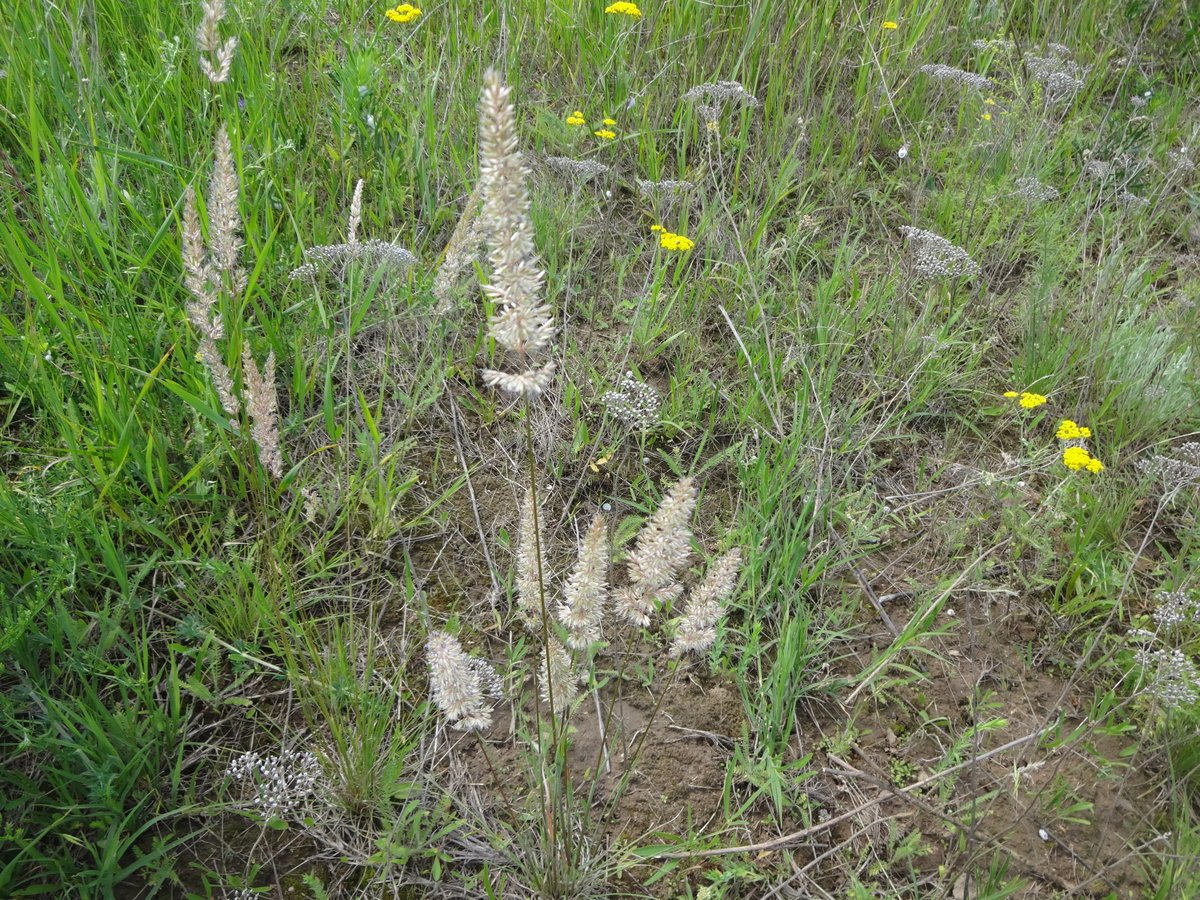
[
  {"left": 540, "top": 637, "right": 581, "bottom": 714},
  {"left": 671, "top": 548, "right": 741, "bottom": 656},
  {"left": 426, "top": 631, "right": 496, "bottom": 731},
  {"left": 617, "top": 477, "right": 697, "bottom": 625},
  {"left": 515, "top": 486, "right": 546, "bottom": 629},
  {"left": 558, "top": 514, "right": 609, "bottom": 649}
]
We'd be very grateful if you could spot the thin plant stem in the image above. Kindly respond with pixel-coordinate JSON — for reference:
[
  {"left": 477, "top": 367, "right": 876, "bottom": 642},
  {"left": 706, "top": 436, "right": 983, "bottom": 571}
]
[{"left": 473, "top": 731, "right": 519, "bottom": 823}]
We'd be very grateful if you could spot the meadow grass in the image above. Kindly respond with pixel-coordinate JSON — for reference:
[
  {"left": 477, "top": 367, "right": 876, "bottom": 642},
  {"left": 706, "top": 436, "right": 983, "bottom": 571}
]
[{"left": 2, "top": 0, "right": 1199, "bottom": 897}]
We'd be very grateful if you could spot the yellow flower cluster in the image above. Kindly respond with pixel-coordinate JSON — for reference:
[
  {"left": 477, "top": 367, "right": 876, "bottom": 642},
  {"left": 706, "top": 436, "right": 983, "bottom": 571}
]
[
  {"left": 981, "top": 112, "right": 993, "bottom": 121},
  {"left": 1056, "top": 419, "right": 1092, "bottom": 440},
  {"left": 882, "top": 20, "right": 899, "bottom": 29},
  {"left": 594, "top": 129, "right": 616, "bottom": 140},
  {"left": 385, "top": 3, "right": 422, "bottom": 23},
  {"left": 1003, "top": 390, "right": 1047, "bottom": 409},
  {"left": 650, "top": 224, "right": 693, "bottom": 250},
  {"left": 603, "top": 117, "right": 617, "bottom": 126},
  {"left": 605, "top": 1, "right": 642, "bottom": 17},
  {"left": 1063, "top": 446, "right": 1104, "bottom": 473},
  {"left": 566, "top": 110, "right": 586, "bottom": 126}
]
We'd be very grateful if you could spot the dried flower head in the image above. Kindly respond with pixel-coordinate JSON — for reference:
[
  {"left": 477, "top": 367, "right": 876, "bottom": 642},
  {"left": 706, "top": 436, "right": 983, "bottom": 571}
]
[
  {"left": 636, "top": 178, "right": 696, "bottom": 198},
  {"left": 682, "top": 81, "right": 760, "bottom": 109},
  {"left": 426, "top": 630, "right": 498, "bottom": 731},
  {"left": 1136, "top": 647, "right": 1199, "bottom": 709},
  {"left": 226, "top": 748, "right": 321, "bottom": 818},
  {"left": 671, "top": 548, "right": 741, "bottom": 656},
  {"left": 616, "top": 477, "right": 697, "bottom": 626},
  {"left": 1138, "top": 443, "right": 1200, "bottom": 498},
  {"left": 1027, "top": 48, "right": 1086, "bottom": 102},
  {"left": 558, "top": 514, "right": 609, "bottom": 649},
  {"left": 601, "top": 371, "right": 659, "bottom": 431},
  {"left": 898, "top": 226, "right": 980, "bottom": 280},
  {"left": 972, "top": 38, "right": 1016, "bottom": 53},
  {"left": 917, "top": 63, "right": 992, "bottom": 91}
]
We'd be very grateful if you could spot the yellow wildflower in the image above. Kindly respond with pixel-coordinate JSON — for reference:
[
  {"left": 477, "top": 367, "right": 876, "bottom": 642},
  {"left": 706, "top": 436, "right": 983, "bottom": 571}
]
[
  {"left": 985, "top": 97, "right": 996, "bottom": 105},
  {"left": 594, "top": 129, "right": 616, "bottom": 140},
  {"left": 1003, "top": 390, "right": 1019, "bottom": 398},
  {"left": 1062, "top": 446, "right": 1093, "bottom": 471},
  {"left": 386, "top": 3, "right": 422, "bottom": 23},
  {"left": 706, "top": 119, "right": 720, "bottom": 133},
  {"left": 1085, "top": 457, "right": 1105, "bottom": 473},
  {"left": 603, "top": 117, "right": 617, "bottom": 126},
  {"left": 566, "top": 111, "right": 586, "bottom": 126},
  {"left": 981, "top": 112, "right": 993, "bottom": 122},
  {"left": 605, "top": 1, "right": 642, "bottom": 16},
  {"left": 1018, "top": 391, "right": 1045, "bottom": 409},
  {"left": 882, "top": 20, "right": 899, "bottom": 30},
  {"left": 649, "top": 224, "right": 665, "bottom": 232},
  {"left": 659, "top": 232, "right": 695, "bottom": 252},
  {"left": 1056, "top": 419, "right": 1092, "bottom": 440}
]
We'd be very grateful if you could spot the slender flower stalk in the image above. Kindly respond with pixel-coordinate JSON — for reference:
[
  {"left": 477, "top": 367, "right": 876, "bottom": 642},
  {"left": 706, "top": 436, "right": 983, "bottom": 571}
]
[
  {"left": 241, "top": 347, "right": 282, "bottom": 479},
  {"left": 515, "top": 485, "right": 547, "bottom": 630},
  {"left": 558, "top": 514, "right": 609, "bottom": 649}
]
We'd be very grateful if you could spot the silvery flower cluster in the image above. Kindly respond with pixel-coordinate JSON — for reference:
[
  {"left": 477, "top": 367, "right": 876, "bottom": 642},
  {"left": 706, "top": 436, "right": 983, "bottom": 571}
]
[
  {"left": 1133, "top": 646, "right": 1200, "bottom": 709},
  {"left": 1014, "top": 176, "right": 1060, "bottom": 203},
  {"left": 290, "top": 180, "right": 416, "bottom": 281},
  {"left": 898, "top": 226, "right": 981, "bottom": 280},
  {"left": 226, "top": 748, "right": 322, "bottom": 818},
  {"left": 1138, "top": 443, "right": 1200, "bottom": 497},
  {"left": 1113, "top": 189, "right": 1149, "bottom": 210},
  {"left": 601, "top": 371, "right": 660, "bottom": 431},
  {"left": 917, "top": 64, "right": 992, "bottom": 92},
  {"left": 681, "top": 80, "right": 760, "bottom": 109},
  {"left": 636, "top": 178, "right": 695, "bottom": 198},
  {"left": 1153, "top": 590, "right": 1200, "bottom": 631},
  {"left": 1027, "top": 49, "right": 1086, "bottom": 102},
  {"left": 1167, "top": 145, "right": 1194, "bottom": 175},
  {"left": 971, "top": 38, "right": 1015, "bottom": 53},
  {"left": 541, "top": 156, "right": 610, "bottom": 183}
]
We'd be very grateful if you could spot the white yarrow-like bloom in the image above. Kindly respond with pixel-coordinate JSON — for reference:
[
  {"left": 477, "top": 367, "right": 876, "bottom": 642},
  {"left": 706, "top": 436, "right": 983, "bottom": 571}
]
[
  {"left": 671, "top": 549, "right": 741, "bottom": 656},
  {"left": 426, "top": 631, "right": 496, "bottom": 731},
  {"left": 616, "top": 477, "right": 697, "bottom": 625},
  {"left": 558, "top": 514, "right": 609, "bottom": 648}
]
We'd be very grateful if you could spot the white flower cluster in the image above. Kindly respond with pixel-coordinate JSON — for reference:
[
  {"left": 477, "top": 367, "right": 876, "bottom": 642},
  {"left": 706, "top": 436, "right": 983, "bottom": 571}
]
[
  {"left": 1027, "top": 49, "right": 1086, "bottom": 102},
  {"left": 290, "top": 181, "right": 416, "bottom": 281},
  {"left": 542, "top": 156, "right": 611, "bottom": 183},
  {"left": 226, "top": 749, "right": 322, "bottom": 819},
  {"left": 971, "top": 38, "right": 1015, "bottom": 53},
  {"left": 1138, "top": 443, "right": 1200, "bottom": 496},
  {"left": 917, "top": 63, "right": 992, "bottom": 91},
  {"left": 1113, "top": 189, "right": 1149, "bottom": 210},
  {"left": 636, "top": 178, "right": 695, "bottom": 198},
  {"left": 1167, "top": 145, "right": 1194, "bottom": 175},
  {"left": 1153, "top": 590, "right": 1200, "bottom": 630},
  {"left": 601, "top": 372, "right": 659, "bottom": 431},
  {"left": 1134, "top": 646, "right": 1200, "bottom": 709},
  {"left": 898, "top": 226, "right": 980, "bottom": 280},
  {"left": 1014, "top": 176, "right": 1060, "bottom": 203},
  {"left": 681, "top": 80, "right": 760, "bottom": 108}
]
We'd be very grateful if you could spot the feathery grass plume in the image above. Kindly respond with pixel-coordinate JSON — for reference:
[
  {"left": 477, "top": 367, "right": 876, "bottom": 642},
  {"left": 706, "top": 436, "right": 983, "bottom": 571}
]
[
  {"left": 476, "top": 69, "right": 557, "bottom": 398},
  {"left": 426, "top": 630, "right": 497, "bottom": 731},
  {"left": 671, "top": 548, "right": 741, "bottom": 657},
  {"left": 898, "top": 226, "right": 980, "bottom": 280},
  {"left": 1014, "top": 176, "right": 1060, "bottom": 203},
  {"left": 196, "top": 0, "right": 237, "bottom": 85},
  {"left": 615, "top": 477, "right": 697, "bottom": 626},
  {"left": 917, "top": 63, "right": 992, "bottom": 91},
  {"left": 558, "top": 514, "right": 609, "bottom": 649},
  {"left": 540, "top": 637, "right": 581, "bottom": 712},
  {"left": 432, "top": 181, "right": 485, "bottom": 311},
  {"left": 541, "top": 156, "right": 611, "bottom": 183},
  {"left": 241, "top": 347, "right": 282, "bottom": 479},
  {"left": 516, "top": 486, "right": 547, "bottom": 629},
  {"left": 289, "top": 179, "right": 416, "bottom": 281}
]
